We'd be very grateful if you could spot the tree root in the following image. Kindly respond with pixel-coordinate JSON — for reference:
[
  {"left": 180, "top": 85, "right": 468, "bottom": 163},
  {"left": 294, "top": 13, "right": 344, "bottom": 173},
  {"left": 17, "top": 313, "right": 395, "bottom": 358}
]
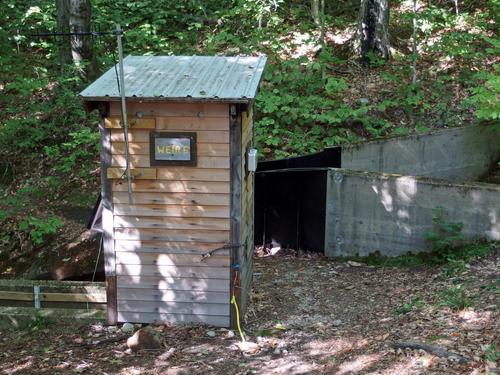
[{"left": 391, "top": 341, "right": 469, "bottom": 364}]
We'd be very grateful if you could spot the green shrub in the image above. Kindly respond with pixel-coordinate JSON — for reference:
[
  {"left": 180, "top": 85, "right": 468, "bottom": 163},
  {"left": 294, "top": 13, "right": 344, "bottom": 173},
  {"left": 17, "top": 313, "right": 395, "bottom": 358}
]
[
  {"left": 395, "top": 296, "right": 424, "bottom": 315},
  {"left": 18, "top": 216, "right": 64, "bottom": 246},
  {"left": 438, "top": 286, "right": 473, "bottom": 310},
  {"left": 426, "top": 206, "right": 464, "bottom": 264}
]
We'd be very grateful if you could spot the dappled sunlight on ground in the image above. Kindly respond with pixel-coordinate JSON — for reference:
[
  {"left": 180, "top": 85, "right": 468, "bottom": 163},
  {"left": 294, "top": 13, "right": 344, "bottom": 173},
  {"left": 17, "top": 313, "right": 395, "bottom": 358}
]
[
  {"left": 337, "top": 353, "right": 383, "bottom": 374},
  {"left": 0, "top": 251, "right": 498, "bottom": 374}
]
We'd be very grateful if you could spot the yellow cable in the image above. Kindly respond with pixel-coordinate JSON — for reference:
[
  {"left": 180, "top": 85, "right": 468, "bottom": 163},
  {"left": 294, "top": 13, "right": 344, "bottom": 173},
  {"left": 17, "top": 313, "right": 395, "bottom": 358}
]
[{"left": 231, "top": 294, "right": 246, "bottom": 342}]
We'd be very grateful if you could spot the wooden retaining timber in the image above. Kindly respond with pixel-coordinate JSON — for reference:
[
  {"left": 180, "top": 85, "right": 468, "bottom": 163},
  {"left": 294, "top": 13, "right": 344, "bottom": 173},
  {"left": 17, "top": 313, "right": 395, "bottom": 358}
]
[{"left": 0, "top": 280, "right": 107, "bottom": 310}]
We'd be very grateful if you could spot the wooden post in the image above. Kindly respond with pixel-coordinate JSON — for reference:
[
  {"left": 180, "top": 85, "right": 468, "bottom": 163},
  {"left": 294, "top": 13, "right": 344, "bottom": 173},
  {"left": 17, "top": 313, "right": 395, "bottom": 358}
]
[
  {"left": 98, "top": 105, "right": 117, "bottom": 325},
  {"left": 229, "top": 103, "right": 242, "bottom": 329}
]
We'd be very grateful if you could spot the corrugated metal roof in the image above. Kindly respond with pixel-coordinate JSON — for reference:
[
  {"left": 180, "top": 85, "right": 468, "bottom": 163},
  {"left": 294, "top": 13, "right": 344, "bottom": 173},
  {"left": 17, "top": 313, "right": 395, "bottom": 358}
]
[{"left": 80, "top": 55, "right": 267, "bottom": 103}]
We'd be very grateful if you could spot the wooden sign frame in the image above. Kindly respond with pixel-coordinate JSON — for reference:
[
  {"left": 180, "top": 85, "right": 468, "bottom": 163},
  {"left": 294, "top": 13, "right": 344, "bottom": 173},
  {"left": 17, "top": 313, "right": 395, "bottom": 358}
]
[{"left": 149, "top": 131, "right": 197, "bottom": 166}]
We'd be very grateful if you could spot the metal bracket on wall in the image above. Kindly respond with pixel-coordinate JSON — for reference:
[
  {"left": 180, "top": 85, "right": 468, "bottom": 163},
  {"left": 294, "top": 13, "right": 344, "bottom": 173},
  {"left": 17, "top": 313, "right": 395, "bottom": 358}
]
[{"left": 33, "top": 285, "right": 40, "bottom": 309}]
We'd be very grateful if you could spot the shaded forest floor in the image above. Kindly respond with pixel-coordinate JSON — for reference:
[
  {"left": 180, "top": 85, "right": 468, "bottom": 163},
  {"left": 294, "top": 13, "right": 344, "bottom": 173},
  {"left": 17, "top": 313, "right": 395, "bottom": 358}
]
[{"left": 1, "top": 250, "right": 498, "bottom": 375}]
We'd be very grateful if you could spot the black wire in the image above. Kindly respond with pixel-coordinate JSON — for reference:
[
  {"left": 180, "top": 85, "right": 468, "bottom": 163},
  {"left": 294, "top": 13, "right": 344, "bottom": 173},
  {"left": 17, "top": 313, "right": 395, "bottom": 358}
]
[
  {"left": 112, "top": 52, "right": 121, "bottom": 94},
  {"left": 30, "top": 30, "right": 121, "bottom": 38}
]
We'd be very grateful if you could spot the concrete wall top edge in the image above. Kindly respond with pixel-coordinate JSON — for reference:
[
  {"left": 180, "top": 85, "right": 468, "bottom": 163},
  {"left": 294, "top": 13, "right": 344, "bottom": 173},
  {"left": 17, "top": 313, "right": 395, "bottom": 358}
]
[
  {"left": 327, "top": 168, "right": 500, "bottom": 191},
  {"left": 339, "top": 123, "right": 497, "bottom": 151}
]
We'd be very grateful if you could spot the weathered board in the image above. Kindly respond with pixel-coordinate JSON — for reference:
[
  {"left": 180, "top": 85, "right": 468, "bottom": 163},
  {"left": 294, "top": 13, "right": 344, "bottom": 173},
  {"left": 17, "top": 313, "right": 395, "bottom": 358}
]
[
  {"left": 105, "top": 102, "right": 231, "bottom": 327},
  {"left": 113, "top": 204, "right": 229, "bottom": 218}
]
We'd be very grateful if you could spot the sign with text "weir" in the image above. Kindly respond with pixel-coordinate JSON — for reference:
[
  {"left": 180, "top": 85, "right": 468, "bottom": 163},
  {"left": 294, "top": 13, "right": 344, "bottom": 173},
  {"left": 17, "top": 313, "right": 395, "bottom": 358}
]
[{"left": 149, "top": 132, "right": 197, "bottom": 166}]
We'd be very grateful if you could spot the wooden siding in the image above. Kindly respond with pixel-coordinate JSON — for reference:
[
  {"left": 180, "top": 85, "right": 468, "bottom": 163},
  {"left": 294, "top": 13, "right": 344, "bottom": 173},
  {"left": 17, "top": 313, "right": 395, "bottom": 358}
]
[
  {"left": 107, "top": 102, "right": 230, "bottom": 327},
  {"left": 239, "top": 107, "right": 255, "bottom": 315}
]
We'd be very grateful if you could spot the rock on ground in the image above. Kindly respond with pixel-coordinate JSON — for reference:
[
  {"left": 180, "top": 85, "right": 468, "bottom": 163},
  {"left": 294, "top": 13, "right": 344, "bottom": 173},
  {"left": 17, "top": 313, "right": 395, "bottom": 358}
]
[{"left": 127, "top": 327, "right": 162, "bottom": 351}]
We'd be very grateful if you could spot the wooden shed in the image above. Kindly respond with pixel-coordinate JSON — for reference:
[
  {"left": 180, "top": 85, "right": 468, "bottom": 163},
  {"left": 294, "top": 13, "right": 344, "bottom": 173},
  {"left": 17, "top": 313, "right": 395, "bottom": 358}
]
[{"left": 80, "top": 55, "right": 267, "bottom": 327}]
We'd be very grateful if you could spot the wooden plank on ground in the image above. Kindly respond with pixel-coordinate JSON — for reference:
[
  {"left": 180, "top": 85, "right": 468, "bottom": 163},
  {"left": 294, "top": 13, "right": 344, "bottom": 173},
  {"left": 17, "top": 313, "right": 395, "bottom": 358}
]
[
  {"left": 117, "top": 311, "right": 230, "bottom": 326},
  {"left": 107, "top": 167, "right": 157, "bottom": 180},
  {"left": 113, "top": 228, "right": 229, "bottom": 242},
  {"left": 116, "top": 264, "right": 229, "bottom": 279},
  {"left": 116, "top": 275, "right": 229, "bottom": 292},
  {"left": 111, "top": 155, "right": 229, "bottom": 169},
  {"left": 0, "top": 291, "right": 33, "bottom": 301},
  {"left": 0, "top": 291, "right": 106, "bottom": 304},
  {"left": 112, "top": 192, "right": 230, "bottom": 206},
  {"left": 112, "top": 180, "right": 229, "bottom": 194},
  {"left": 115, "top": 251, "right": 229, "bottom": 267},
  {"left": 113, "top": 241, "right": 228, "bottom": 254},
  {"left": 117, "top": 301, "right": 229, "bottom": 315},
  {"left": 117, "top": 288, "right": 229, "bottom": 303},
  {"left": 111, "top": 130, "right": 229, "bottom": 143},
  {"left": 113, "top": 204, "right": 229, "bottom": 218},
  {"left": 113, "top": 216, "right": 230, "bottom": 230},
  {"left": 105, "top": 117, "right": 156, "bottom": 129},
  {"left": 41, "top": 292, "right": 106, "bottom": 303},
  {"left": 109, "top": 102, "right": 229, "bottom": 118}
]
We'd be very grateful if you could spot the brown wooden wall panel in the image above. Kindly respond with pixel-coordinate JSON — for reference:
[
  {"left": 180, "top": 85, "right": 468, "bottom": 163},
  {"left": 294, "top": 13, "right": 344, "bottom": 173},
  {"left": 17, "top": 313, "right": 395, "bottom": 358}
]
[
  {"left": 112, "top": 142, "right": 229, "bottom": 157},
  {"left": 117, "top": 289, "right": 229, "bottom": 304},
  {"left": 107, "top": 167, "right": 157, "bottom": 180},
  {"left": 111, "top": 154, "right": 230, "bottom": 169},
  {"left": 117, "top": 301, "right": 228, "bottom": 315},
  {"left": 109, "top": 102, "right": 229, "bottom": 118},
  {"left": 115, "top": 251, "right": 228, "bottom": 267},
  {"left": 114, "top": 241, "right": 228, "bottom": 254},
  {"left": 113, "top": 204, "right": 229, "bottom": 218},
  {"left": 155, "top": 117, "right": 229, "bottom": 131},
  {"left": 112, "top": 180, "right": 230, "bottom": 194},
  {"left": 117, "top": 311, "right": 230, "bottom": 326},
  {"left": 105, "top": 117, "right": 156, "bottom": 129},
  {"left": 111, "top": 130, "right": 229, "bottom": 143},
  {"left": 112, "top": 192, "right": 230, "bottom": 206},
  {"left": 114, "top": 228, "right": 229, "bottom": 242},
  {"left": 116, "top": 264, "right": 229, "bottom": 279},
  {"left": 116, "top": 275, "right": 229, "bottom": 292},
  {"left": 107, "top": 102, "right": 232, "bottom": 326},
  {"left": 114, "top": 216, "right": 230, "bottom": 230},
  {"left": 156, "top": 168, "right": 229, "bottom": 182}
]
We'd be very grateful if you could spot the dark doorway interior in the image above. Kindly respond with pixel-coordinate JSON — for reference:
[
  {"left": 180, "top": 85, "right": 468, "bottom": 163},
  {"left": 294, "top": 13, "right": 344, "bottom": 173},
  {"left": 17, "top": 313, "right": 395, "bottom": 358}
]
[{"left": 254, "top": 148, "right": 341, "bottom": 252}]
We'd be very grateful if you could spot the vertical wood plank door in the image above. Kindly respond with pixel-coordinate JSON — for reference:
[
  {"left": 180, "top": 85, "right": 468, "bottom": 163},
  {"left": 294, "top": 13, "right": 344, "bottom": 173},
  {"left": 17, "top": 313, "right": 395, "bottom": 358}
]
[{"left": 108, "top": 102, "right": 231, "bottom": 327}]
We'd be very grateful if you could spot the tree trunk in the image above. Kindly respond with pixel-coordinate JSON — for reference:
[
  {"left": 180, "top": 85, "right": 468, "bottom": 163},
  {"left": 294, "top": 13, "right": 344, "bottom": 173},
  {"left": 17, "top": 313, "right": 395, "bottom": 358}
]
[
  {"left": 69, "top": 0, "right": 97, "bottom": 79},
  {"left": 358, "top": 0, "right": 390, "bottom": 63},
  {"left": 311, "top": 0, "right": 320, "bottom": 25},
  {"left": 55, "top": 0, "right": 97, "bottom": 79},
  {"left": 56, "top": 0, "right": 72, "bottom": 68}
]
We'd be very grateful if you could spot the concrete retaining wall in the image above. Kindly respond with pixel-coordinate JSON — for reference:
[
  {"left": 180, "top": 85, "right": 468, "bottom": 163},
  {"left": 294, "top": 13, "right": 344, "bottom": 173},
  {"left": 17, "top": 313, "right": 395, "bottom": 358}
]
[
  {"left": 341, "top": 125, "right": 500, "bottom": 182},
  {"left": 325, "top": 169, "right": 500, "bottom": 257}
]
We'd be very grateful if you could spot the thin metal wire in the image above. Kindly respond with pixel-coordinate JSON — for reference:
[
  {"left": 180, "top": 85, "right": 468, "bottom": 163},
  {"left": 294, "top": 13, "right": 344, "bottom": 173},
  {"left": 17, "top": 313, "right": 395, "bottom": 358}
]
[
  {"left": 30, "top": 30, "right": 121, "bottom": 38},
  {"left": 92, "top": 234, "right": 103, "bottom": 282}
]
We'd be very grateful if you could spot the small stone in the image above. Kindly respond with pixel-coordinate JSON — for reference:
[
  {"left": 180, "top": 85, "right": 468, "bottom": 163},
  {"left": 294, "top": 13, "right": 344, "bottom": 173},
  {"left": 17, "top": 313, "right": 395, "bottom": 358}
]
[
  {"left": 332, "top": 319, "right": 343, "bottom": 327},
  {"left": 226, "top": 330, "right": 235, "bottom": 338},
  {"left": 127, "top": 327, "right": 162, "bottom": 351},
  {"left": 347, "top": 261, "right": 362, "bottom": 267},
  {"left": 359, "top": 98, "right": 370, "bottom": 105},
  {"left": 345, "top": 285, "right": 355, "bottom": 290},
  {"left": 91, "top": 323, "right": 104, "bottom": 333},
  {"left": 107, "top": 326, "right": 118, "bottom": 333},
  {"left": 282, "top": 349, "right": 288, "bottom": 355},
  {"left": 121, "top": 323, "right": 135, "bottom": 334},
  {"left": 207, "top": 330, "right": 216, "bottom": 337}
]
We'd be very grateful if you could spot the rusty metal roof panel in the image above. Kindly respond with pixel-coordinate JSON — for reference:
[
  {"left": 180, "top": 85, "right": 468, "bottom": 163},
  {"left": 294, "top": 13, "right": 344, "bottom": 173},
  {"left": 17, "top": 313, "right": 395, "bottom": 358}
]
[{"left": 80, "top": 55, "right": 267, "bottom": 103}]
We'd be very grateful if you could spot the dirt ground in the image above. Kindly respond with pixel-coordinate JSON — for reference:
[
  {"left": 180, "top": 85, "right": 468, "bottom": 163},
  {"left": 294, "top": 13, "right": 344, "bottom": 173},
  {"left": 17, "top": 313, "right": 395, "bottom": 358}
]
[{"left": 0, "top": 250, "right": 498, "bottom": 375}]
